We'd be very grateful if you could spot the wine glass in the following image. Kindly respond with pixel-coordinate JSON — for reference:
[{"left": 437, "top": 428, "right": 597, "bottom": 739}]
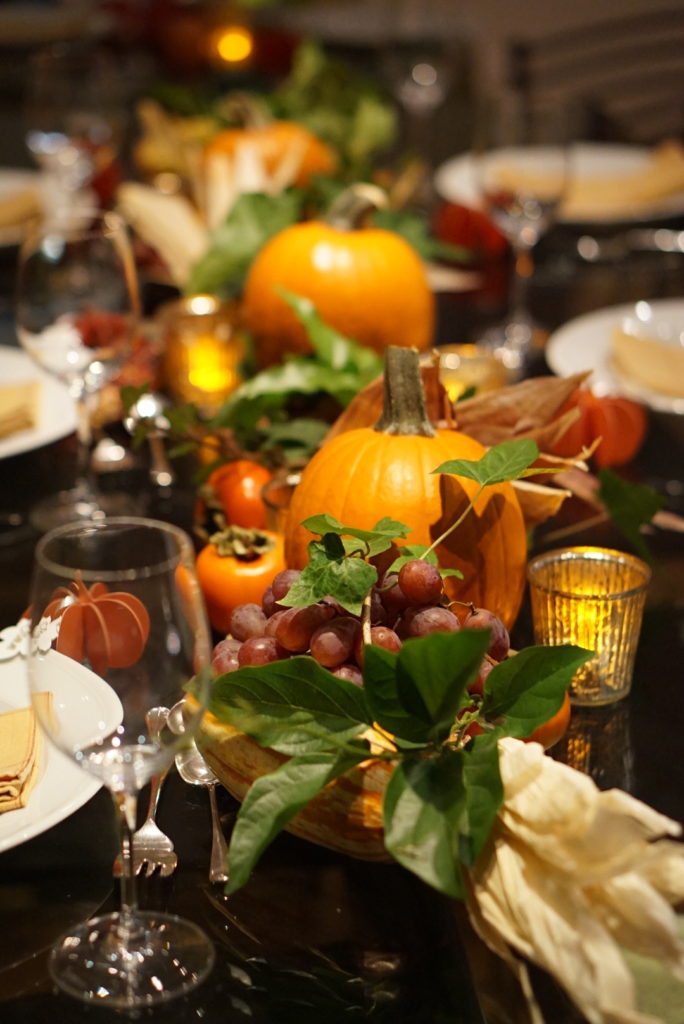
[
  {"left": 24, "top": 41, "right": 125, "bottom": 215},
  {"left": 26, "top": 516, "right": 215, "bottom": 1008},
  {"left": 15, "top": 208, "right": 141, "bottom": 532},
  {"left": 470, "top": 91, "right": 570, "bottom": 375}
]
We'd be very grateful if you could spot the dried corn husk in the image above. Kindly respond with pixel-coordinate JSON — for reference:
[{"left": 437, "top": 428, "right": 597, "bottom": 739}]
[{"left": 466, "top": 738, "right": 684, "bottom": 1024}]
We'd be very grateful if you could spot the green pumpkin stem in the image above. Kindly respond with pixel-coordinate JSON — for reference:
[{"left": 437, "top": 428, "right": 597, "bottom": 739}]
[
  {"left": 374, "top": 347, "right": 436, "bottom": 437},
  {"left": 324, "top": 182, "right": 389, "bottom": 231}
]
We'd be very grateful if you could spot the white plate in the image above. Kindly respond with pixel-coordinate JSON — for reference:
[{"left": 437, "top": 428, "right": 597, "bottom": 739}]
[
  {"left": 0, "top": 649, "right": 122, "bottom": 853},
  {"left": 545, "top": 298, "right": 684, "bottom": 415},
  {"left": 0, "top": 346, "right": 77, "bottom": 459},
  {"left": 434, "top": 143, "right": 684, "bottom": 225}
]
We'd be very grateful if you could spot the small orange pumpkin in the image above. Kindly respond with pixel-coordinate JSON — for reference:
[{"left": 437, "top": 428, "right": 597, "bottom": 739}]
[
  {"left": 241, "top": 184, "right": 435, "bottom": 368},
  {"left": 284, "top": 347, "right": 527, "bottom": 630},
  {"left": 552, "top": 388, "right": 648, "bottom": 468},
  {"left": 45, "top": 580, "right": 150, "bottom": 677},
  {"left": 204, "top": 118, "right": 337, "bottom": 188}
]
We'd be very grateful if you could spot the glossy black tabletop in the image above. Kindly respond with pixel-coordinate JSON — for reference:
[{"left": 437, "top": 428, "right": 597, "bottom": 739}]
[{"left": 0, "top": 225, "right": 682, "bottom": 1024}]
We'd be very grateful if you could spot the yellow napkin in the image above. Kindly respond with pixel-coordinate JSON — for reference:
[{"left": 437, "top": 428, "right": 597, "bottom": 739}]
[
  {"left": 611, "top": 326, "right": 684, "bottom": 398},
  {"left": 0, "top": 186, "right": 41, "bottom": 232},
  {"left": 0, "top": 692, "right": 51, "bottom": 813},
  {"left": 491, "top": 140, "right": 684, "bottom": 220},
  {"left": 0, "top": 380, "right": 40, "bottom": 439}
]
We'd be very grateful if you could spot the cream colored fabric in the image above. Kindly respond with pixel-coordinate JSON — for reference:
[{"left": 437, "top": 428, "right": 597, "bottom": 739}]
[
  {"left": 611, "top": 328, "right": 684, "bottom": 399},
  {"left": 0, "top": 187, "right": 41, "bottom": 231},
  {"left": 0, "top": 692, "right": 52, "bottom": 812},
  {"left": 0, "top": 380, "right": 39, "bottom": 439}
]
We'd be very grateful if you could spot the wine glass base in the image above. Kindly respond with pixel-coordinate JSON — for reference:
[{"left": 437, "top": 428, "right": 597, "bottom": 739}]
[
  {"left": 49, "top": 910, "right": 215, "bottom": 1009},
  {"left": 28, "top": 487, "right": 145, "bottom": 535}
]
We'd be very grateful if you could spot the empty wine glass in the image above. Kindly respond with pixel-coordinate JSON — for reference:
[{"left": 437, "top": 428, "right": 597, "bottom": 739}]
[
  {"left": 26, "top": 516, "right": 215, "bottom": 1008},
  {"left": 15, "top": 208, "right": 141, "bottom": 532},
  {"left": 24, "top": 41, "right": 125, "bottom": 215},
  {"left": 471, "top": 91, "right": 570, "bottom": 375}
]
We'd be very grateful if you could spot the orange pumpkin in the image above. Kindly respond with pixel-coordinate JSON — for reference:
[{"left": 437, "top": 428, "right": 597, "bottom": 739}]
[
  {"left": 552, "top": 388, "right": 648, "bottom": 468},
  {"left": 45, "top": 580, "right": 150, "bottom": 677},
  {"left": 204, "top": 118, "right": 337, "bottom": 188},
  {"left": 284, "top": 348, "right": 527, "bottom": 630},
  {"left": 241, "top": 184, "right": 435, "bottom": 368}
]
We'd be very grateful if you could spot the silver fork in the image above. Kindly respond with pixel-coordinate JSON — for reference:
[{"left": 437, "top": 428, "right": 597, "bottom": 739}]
[{"left": 113, "top": 707, "right": 178, "bottom": 878}]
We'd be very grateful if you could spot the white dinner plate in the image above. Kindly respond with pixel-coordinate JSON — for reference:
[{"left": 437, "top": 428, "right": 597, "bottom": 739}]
[
  {"left": 434, "top": 143, "right": 684, "bottom": 225},
  {"left": 545, "top": 298, "right": 684, "bottom": 415},
  {"left": 0, "top": 346, "right": 77, "bottom": 459},
  {"left": 0, "top": 648, "right": 122, "bottom": 853}
]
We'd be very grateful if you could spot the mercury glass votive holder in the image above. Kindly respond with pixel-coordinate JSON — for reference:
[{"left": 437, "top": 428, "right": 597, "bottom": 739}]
[
  {"left": 527, "top": 546, "right": 651, "bottom": 706},
  {"left": 158, "top": 294, "right": 246, "bottom": 416}
]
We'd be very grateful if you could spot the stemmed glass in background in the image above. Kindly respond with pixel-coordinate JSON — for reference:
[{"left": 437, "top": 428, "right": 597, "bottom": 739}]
[
  {"left": 15, "top": 209, "right": 141, "bottom": 532},
  {"left": 471, "top": 91, "right": 570, "bottom": 375},
  {"left": 24, "top": 41, "right": 125, "bottom": 216},
  {"left": 27, "top": 517, "right": 215, "bottom": 1007}
]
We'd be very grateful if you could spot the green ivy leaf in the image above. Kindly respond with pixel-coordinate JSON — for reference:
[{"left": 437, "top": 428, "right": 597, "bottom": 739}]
[
  {"left": 383, "top": 751, "right": 467, "bottom": 899},
  {"left": 395, "top": 631, "right": 491, "bottom": 744},
  {"left": 281, "top": 543, "right": 378, "bottom": 615},
  {"left": 597, "top": 469, "right": 663, "bottom": 562},
  {"left": 226, "top": 746, "right": 369, "bottom": 894},
  {"left": 434, "top": 438, "right": 540, "bottom": 487},
  {"left": 482, "top": 644, "right": 594, "bottom": 737},
  {"left": 301, "top": 514, "right": 411, "bottom": 557},
  {"left": 210, "top": 656, "right": 371, "bottom": 755},
  {"left": 461, "top": 734, "right": 503, "bottom": 866}
]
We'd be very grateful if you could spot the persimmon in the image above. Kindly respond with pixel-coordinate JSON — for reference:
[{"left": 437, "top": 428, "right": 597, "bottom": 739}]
[
  {"left": 196, "top": 527, "right": 286, "bottom": 635},
  {"left": 202, "top": 459, "right": 273, "bottom": 530}
]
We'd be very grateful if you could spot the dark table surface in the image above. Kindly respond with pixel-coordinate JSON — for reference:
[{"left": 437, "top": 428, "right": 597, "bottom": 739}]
[{"left": 0, "top": 214, "right": 682, "bottom": 1024}]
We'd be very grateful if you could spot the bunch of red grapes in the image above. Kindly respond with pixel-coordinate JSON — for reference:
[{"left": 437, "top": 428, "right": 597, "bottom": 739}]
[{"left": 212, "top": 559, "right": 510, "bottom": 691}]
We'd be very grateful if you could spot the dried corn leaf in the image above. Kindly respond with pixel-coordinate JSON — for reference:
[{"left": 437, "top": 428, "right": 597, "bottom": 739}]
[
  {"left": 452, "top": 371, "right": 589, "bottom": 446},
  {"left": 512, "top": 480, "right": 572, "bottom": 527},
  {"left": 466, "top": 738, "right": 684, "bottom": 1024}
]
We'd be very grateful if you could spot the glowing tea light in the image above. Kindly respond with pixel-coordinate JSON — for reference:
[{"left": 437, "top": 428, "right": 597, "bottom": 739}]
[
  {"left": 158, "top": 295, "right": 245, "bottom": 416},
  {"left": 527, "top": 546, "right": 651, "bottom": 706},
  {"left": 210, "top": 24, "right": 254, "bottom": 66}
]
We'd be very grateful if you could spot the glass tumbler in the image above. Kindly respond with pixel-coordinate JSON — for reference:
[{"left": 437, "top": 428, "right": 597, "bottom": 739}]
[{"left": 527, "top": 546, "right": 651, "bottom": 706}]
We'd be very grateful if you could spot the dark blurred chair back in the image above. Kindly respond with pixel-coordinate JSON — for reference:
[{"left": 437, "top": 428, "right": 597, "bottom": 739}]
[{"left": 507, "top": 8, "right": 684, "bottom": 145}]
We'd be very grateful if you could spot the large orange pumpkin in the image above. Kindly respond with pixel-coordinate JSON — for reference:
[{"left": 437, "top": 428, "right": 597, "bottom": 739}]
[
  {"left": 284, "top": 347, "right": 527, "bottom": 630},
  {"left": 204, "top": 118, "right": 337, "bottom": 188},
  {"left": 241, "top": 184, "right": 435, "bottom": 368},
  {"left": 551, "top": 388, "right": 648, "bottom": 468}
]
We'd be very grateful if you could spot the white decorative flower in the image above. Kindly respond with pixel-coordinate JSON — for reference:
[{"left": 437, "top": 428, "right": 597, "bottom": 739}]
[
  {"left": 31, "top": 615, "right": 61, "bottom": 654},
  {"left": 466, "top": 737, "right": 684, "bottom": 1024},
  {"left": 0, "top": 617, "right": 31, "bottom": 661}
]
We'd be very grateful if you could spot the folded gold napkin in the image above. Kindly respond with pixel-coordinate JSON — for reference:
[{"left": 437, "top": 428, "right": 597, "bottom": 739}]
[
  {"left": 0, "top": 692, "right": 51, "bottom": 813},
  {"left": 611, "top": 326, "right": 684, "bottom": 398},
  {"left": 0, "top": 380, "right": 40, "bottom": 439},
  {"left": 0, "top": 186, "right": 41, "bottom": 232},
  {"left": 491, "top": 141, "right": 684, "bottom": 220}
]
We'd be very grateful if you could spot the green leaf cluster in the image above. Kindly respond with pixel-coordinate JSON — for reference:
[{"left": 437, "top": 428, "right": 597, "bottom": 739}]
[{"left": 207, "top": 632, "right": 592, "bottom": 898}]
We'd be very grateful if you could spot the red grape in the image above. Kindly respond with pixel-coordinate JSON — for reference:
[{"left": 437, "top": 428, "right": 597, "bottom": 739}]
[
  {"left": 229, "top": 602, "right": 267, "bottom": 641},
  {"left": 464, "top": 607, "right": 510, "bottom": 661},
  {"left": 212, "top": 637, "right": 241, "bottom": 673},
  {"left": 400, "top": 605, "right": 461, "bottom": 638},
  {"left": 355, "top": 625, "right": 402, "bottom": 665},
  {"left": 310, "top": 616, "right": 360, "bottom": 669},
  {"left": 237, "top": 636, "right": 285, "bottom": 667},
  {"left": 261, "top": 584, "right": 277, "bottom": 617},
  {"left": 378, "top": 572, "right": 412, "bottom": 617},
  {"left": 275, "top": 603, "right": 336, "bottom": 653},
  {"left": 398, "top": 560, "right": 443, "bottom": 605},
  {"left": 271, "top": 569, "right": 301, "bottom": 603},
  {"left": 468, "top": 655, "right": 495, "bottom": 697},
  {"left": 333, "top": 663, "right": 364, "bottom": 686}
]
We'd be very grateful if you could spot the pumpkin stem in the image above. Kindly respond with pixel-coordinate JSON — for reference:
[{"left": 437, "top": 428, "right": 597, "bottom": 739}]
[
  {"left": 374, "top": 347, "right": 436, "bottom": 437},
  {"left": 324, "top": 183, "right": 389, "bottom": 231}
]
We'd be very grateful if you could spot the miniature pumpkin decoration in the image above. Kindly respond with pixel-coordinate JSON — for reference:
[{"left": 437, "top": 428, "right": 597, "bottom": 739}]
[
  {"left": 551, "top": 388, "right": 648, "bottom": 468},
  {"left": 203, "top": 101, "right": 337, "bottom": 188},
  {"left": 45, "top": 580, "right": 150, "bottom": 677},
  {"left": 284, "top": 347, "right": 527, "bottom": 629},
  {"left": 241, "top": 184, "right": 435, "bottom": 368}
]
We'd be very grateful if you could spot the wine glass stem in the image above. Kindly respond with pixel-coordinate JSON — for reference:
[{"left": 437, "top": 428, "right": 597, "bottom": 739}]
[
  {"left": 113, "top": 791, "right": 139, "bottom": 920},
  {"left": 509, "top": 241, "right": 535, "bottom": 325},
  {"left": 72, "top": 390, "right": 97, "bottom": 497}
]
